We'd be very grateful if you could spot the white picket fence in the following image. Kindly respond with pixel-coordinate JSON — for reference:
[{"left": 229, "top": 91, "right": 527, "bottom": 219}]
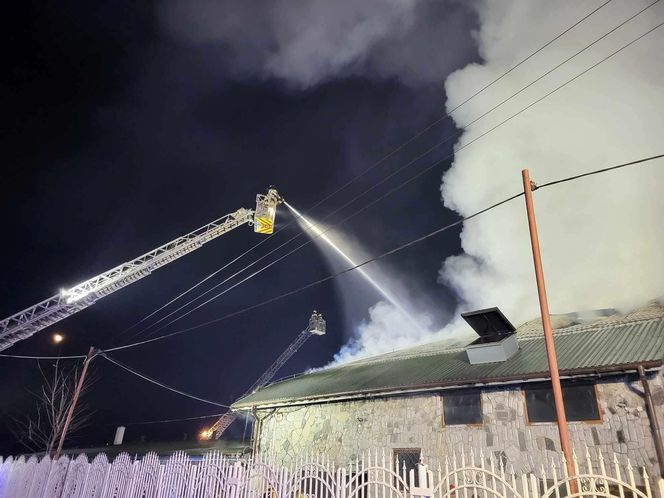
[{"left": 0, "top": 448, "right": 661, "bottom": 498}]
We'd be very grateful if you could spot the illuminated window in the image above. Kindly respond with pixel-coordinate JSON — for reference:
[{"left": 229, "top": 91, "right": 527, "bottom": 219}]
[
  {"left": 443, "top": 391, "right": 482, "bottom": 425},
  {"left": 524, "top": 382, "right": 600, "bottom": 423}
]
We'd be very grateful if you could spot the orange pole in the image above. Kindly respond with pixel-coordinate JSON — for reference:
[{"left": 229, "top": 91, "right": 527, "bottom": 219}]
[
  {"left": 55, "top": 346, "right": 95, "bottom": 459},
  {"left": 522, "top": 170, "right": 575, "bottom": 479}
]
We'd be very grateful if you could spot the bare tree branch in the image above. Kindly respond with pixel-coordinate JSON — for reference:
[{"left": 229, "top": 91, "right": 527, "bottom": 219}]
[{"left": 9, "top": 359, "right": 96, "bottom": 454}]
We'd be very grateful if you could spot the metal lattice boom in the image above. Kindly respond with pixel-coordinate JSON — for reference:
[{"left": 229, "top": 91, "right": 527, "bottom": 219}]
[
  {"left": 0, "top": 208, "right": 257, "bottom": 351},
  {"left": 209, "top": 311, "right": 326, "bottom": 439}
]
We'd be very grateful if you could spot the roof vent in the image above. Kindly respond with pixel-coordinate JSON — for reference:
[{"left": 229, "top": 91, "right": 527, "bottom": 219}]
[{"left": 462, "top": 307, "right": 518, "bottom": 365}]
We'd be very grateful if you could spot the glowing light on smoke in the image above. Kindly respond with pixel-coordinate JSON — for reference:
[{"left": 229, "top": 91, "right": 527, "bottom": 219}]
[{"left": 285, "top": 201, "right": 425, "bottom": 333}]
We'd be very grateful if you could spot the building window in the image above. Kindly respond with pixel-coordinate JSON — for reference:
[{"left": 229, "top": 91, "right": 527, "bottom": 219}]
[
  {"left": 443, "top": 391, "right": 482, "bottom": 425},
  {"left": 394, "top": 449, "right": 421, "bottom": 486},
  {"left": 524, "top": 382, "right": 600, "bottom": 423}
]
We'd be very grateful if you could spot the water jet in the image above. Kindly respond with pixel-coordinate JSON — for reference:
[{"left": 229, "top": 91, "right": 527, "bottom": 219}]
[{"left": 285, "top": 201, "right": 425, "bottom": 333}]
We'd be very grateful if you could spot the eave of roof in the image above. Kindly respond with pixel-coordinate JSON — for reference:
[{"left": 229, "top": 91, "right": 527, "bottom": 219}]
[{"left": 235, "top": 361, "right": 662, "bottom": 410}]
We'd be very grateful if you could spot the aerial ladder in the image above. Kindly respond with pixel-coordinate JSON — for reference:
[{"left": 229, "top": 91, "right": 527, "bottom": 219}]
[
  {"left": 0, "top": 189, "right": 282, "bottom": 351},
  {"left": 205, "top": 310, "right": 326, "bottom": 440}
]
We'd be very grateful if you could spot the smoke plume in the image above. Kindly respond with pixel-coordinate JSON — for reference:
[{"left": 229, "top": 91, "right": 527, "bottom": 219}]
[
  {"left": 322, "top": 0, "right": 663, "bottom": 361},
  {"left": 158, "top": 0, "right": 475, "bottom": 88},
  {"left": 159, "top": 0, "right": 664, "bottom": 362},
  {"left": 440, "top": 0, "right": 664, "bottom": 325}
]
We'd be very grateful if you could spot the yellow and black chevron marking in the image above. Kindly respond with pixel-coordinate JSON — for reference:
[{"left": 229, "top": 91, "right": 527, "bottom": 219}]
[{"left": 254, "top": 217, "right": 274, "bottom": 234}]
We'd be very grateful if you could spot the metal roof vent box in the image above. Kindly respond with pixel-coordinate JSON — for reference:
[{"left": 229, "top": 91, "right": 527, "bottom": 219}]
[{"left": 462, "top": 307, "right": 518, "bottom": 365}]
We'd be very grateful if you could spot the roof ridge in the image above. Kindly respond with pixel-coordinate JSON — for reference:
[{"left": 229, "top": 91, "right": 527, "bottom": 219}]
[
  {"left": 340, "top": 315, "right": 664, "bottom": 367},
  {"left": 518, "top": 314, "right": 663, "bottom": 340}
]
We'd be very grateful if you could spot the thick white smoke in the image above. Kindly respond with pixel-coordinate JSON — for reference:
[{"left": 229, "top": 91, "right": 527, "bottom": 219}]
[
  {"left": 440, "top": 0, "right": 664, "bottom": 325},
  {"left": 160, "top": 0, "right": 664, "bottom": 362},
  {"left": 158, "top": 0, "right": 475, "bottom": 88},
  {"left": 331, "top": 0, "right": 664, "bottom": 362},
  {"left": 334, "top": 301, "right": 434, "bottom": 362}
]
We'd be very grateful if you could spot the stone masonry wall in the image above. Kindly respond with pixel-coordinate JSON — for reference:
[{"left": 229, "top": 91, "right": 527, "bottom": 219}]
[{"left": 254, "top": 373, "right": 664, "bottom": 477}]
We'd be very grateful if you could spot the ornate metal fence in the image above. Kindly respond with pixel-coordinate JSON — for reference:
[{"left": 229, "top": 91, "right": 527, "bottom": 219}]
[{"left": 0, "top": 448, "right": 661, "bottom": 498}]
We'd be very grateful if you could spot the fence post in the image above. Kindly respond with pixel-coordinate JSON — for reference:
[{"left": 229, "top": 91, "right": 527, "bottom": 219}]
[
  {"left": 521, "top": 473, "right": 529, "bottom": 498},
  {"left": 337, "top": 467, "right": 347, "bottom": 498},
  {"left": 529, "top": 474, "right": 539, "bottom": 498},
  {"left": 410, "top": 463, "right": 433, "bottom": 498}
]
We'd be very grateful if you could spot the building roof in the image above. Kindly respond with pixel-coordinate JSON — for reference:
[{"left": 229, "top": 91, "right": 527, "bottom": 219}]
[{"left": 233, "top": 303, "right": 664, "bottom": 409}]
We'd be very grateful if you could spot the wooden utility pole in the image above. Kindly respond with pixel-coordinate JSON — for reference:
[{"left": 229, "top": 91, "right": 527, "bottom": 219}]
[
  {"left": 521, "top": 169, "right": 575, "bottom": 478},
  {"left": 54, "top": 346, "right": 95, "bottom": 459}
]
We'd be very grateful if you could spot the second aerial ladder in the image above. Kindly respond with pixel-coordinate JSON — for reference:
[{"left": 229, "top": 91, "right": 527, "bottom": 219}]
[{"left": 206, "top": 311, "right": 326, "bottom": 439}]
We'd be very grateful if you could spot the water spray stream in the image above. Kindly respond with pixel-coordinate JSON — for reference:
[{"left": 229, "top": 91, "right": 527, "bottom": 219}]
[{"left": 285, "top": 201, "right": 426, "bottom": 333}]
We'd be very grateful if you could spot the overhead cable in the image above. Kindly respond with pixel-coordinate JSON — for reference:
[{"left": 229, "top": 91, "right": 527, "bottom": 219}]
[
  {"left": 460, "top": 0, "right": 660, "bottom": 134},
  {"left": 126, "top": 19, "right": 664, "bottom": 341},
  {"left": 535, "top": 153, "right": 664, "bottom": 189},
  {"left": 5, "top": 151, "right": 662, "bottom": 363},
  {"left": 105, "top": 412, "right": 225, "bottom": 426},
  {"left": 105, "top": 195, "right": 522, "bottom": 352},
  {"left": 112, "top": 234, "right": 279, "bottom": 344},
  {"left": 0, "top": 353, "right": 86, "bottom": 360},
  {"left": 99, "top": 353, "right": 231, "bottom": 408},
  {"left": 121, "top": 1, "right": 615, "bottom": 340},
  {"left": 104, "top": 151, "right": 664, "bottom": 353},
  {"left": 126, "top": 137, "right": 458, "bottom": 341},
  {"left": 4, "top": 12, "right": 659, "bottom": 375},
  {"left": 446, "top": 0, "right": 615, "bottom": 115}
]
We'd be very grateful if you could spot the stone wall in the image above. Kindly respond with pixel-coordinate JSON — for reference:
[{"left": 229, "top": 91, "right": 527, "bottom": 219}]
[{"left": 254, "top": 373, "right": 664, "bottom": 477}]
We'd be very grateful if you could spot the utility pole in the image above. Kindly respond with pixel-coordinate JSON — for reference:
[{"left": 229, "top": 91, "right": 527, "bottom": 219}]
[
  {"left": 521, "top": 169, "right": 575, "bottom": 478},
  {"left": 54, "top": 346, "right": 95, "bottom": 459}
]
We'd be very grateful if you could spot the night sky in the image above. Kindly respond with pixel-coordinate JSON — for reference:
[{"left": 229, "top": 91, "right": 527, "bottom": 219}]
[{"left": 0, "top": 0, "right": 478, "bottom": 453}]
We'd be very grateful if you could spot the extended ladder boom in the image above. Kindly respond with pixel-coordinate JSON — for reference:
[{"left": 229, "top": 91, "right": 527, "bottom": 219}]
[
  {"left": 209, "top": 311, "right": 326, "bottom": 439},
  {"left": 0, "top": 189, "right": 282, "bottom": 351}
]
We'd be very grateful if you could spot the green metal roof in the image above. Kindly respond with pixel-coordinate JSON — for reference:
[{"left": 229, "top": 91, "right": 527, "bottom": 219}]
[{"left": 234, "top": 308, "right": 664, "bottom": 409}]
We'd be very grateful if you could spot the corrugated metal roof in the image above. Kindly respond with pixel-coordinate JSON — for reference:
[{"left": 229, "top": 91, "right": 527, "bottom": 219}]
[{"left": 234, "top": 307, "right": 664, "bottom": 409}]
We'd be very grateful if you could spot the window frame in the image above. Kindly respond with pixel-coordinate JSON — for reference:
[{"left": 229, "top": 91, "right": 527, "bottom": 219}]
[
  {"left": 441, "top": 389, "right": 484, "bottom": 427},
  {"left": 522, "top": 381, "right": 602, "bottom": 425},
  {"left": 393, "top": 448, "right": 421, "bottom": 487}
]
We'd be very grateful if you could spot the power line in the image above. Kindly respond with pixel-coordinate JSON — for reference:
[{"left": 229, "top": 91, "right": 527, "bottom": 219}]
[
  {"left": 111, "top": 233, "right": 279, "bottom": 345},
  {"left": 104, "top": 151, "right": 664, "bottom": 353},
  {"left": 120, "top": 2, "right": 615, "bottom": 342},
  {"left": 99, "top": 352, "right": 231, "bottom": 408},
  {"left": 125, "top": 134, "right": 453, "bottom": 342},
  {"left": 460, "top": 0, "right": 660, "bottom": 134},
  {"left": 302, "top": 0, "right": 616, "bottom": 201},
  {"left": 6, "top": 20, "right": 663, "bottom": 357},
  {"left": 535, "top": 154, "right": 664, "bottom": 189},
  {"left": 41, "top": 158, "right": 664, "bottom": 425},
  {"left": 7, "top": 5, "right": 664, "bottom": 357},
  {"left": 127, "top": 116, "right": 472, "bottom": 341},
  {"left": 105, "top": 195, "right": 521, "bottom": 352},
  {"left": 125, "top": 18, "right": 664, "bottom": 342},
  {"left": 105, "top": 412, "right": 226, "bottom": 426},
  {"left": 126, "top": 129, "right": 463, "bottom": 342},
  {"left": 447, "top": 0, "right": 615, "bottom": 115},
  {"left": 5, "top": 151, "right": 663, "bottom": 362},
  {"left": 3, "top": 10, "right": 658, "bottom": 423},
  {"left": 0, "top": 353, "right": 86, "bottom": 360}
]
